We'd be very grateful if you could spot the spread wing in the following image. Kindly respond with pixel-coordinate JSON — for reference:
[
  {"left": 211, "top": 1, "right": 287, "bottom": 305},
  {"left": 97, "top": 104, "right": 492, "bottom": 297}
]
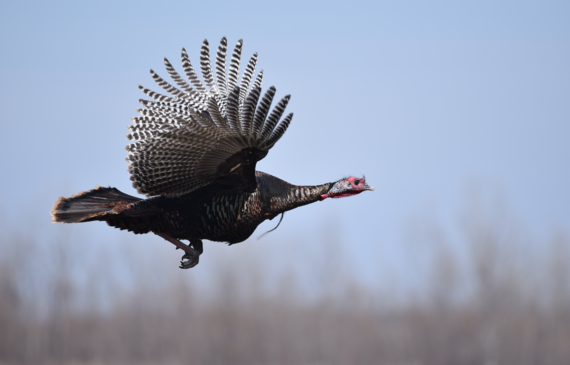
[{"left": 126, "top": 38, "right": 294, "bottom": 197}]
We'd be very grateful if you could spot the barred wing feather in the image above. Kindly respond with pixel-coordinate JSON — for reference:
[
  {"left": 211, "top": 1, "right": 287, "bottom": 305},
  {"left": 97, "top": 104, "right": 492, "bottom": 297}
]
[{"left": 127, "top": 38, "right": 293, "bottom": 197}]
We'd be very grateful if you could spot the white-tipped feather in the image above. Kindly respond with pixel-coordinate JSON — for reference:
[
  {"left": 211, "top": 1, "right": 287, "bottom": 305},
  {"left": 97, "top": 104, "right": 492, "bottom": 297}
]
[
  {"left": 240, "top": 85, "right": 262, "bottom": 136},
  {"left": 239, "top": 52, "right": 257, "bottom": 106},
  {"left": 252, "top": 86, "right": 275, "bottom": 137},
  {"left": 181, "top": 48, "right": 207, "bottom": 93},
  {"left": 215, "top": 37, "right": 228, "bottom": 97},
  {"left": 225, "top": 86, "right": 243, "bottom": 135},
  {"left": 200, "top": 40, "right": 217, "bottom": 92},
  {"left": 228, "top": 40, "right": 243, "bottom": 95},
  {"left": 128, "top": 38, "right": 294, "bottom": 197},
  {"left": 260, "top": 95, "right": 291, "bottom": 141},
  {"left": 267, "top": 112, "right": 293, "bottom": 148}
]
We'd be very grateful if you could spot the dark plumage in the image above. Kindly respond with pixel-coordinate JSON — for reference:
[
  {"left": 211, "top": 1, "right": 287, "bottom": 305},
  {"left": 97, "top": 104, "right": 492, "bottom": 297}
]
[{"left": 51, "top": 38, "right": 374, "bottom": 268}]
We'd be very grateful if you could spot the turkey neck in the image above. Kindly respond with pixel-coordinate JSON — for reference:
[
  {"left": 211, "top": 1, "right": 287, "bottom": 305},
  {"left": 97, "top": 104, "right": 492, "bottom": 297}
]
[{"left": 256, "top": 172, "right": 334, "bottom": 216}]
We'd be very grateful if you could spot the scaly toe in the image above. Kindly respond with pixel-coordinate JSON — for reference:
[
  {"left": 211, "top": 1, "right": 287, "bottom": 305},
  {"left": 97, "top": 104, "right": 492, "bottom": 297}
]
[{"left": 179, "top": 253, "right": 199, "bottom": 269}]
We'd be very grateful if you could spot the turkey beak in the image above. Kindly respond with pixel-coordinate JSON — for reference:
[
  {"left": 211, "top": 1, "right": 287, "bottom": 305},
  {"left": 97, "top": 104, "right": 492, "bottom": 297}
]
[{"left": 363, "top": 183, "right": 375, "bottom": 191}]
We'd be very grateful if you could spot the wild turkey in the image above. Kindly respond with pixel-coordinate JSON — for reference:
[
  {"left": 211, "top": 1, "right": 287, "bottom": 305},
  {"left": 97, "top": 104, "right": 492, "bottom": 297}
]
[{"left": 51, "top": 38, "right": 374, "bottom": 269}]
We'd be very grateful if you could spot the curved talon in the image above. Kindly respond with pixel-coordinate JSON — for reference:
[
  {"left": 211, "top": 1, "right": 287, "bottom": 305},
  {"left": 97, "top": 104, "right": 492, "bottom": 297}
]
[
  {"left": 154, "top": 233, "right": 202, "bottom": 269},
  {"left": 179, "top": 252, "right": 199, "bottom": 269}
]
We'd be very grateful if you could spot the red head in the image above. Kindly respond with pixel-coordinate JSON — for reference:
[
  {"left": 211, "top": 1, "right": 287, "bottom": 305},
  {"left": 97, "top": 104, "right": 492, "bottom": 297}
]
[{"left": 320, "top": 176, "right": 374, "bottom": 200}]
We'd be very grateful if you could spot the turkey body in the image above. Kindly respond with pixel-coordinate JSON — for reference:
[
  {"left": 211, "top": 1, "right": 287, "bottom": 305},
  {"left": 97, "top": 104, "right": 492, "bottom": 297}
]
[
  {"left": 51, "top": 37, "right": 373, "bottom": 268},
  {"left": 107, "top": 171, "right": 333, "bottom": 244}
]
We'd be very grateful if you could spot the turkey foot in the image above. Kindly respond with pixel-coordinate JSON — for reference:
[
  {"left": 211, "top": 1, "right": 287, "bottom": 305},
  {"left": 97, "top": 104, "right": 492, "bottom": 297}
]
[
  {"left": 180, "top": 239, "right": 203, "bottom": 269},
  {"left": 180, "top": 252, "right": 199, "bottom": 269},
  {"left": 155, "top": 233, "right": 201, "bottom": 269}
]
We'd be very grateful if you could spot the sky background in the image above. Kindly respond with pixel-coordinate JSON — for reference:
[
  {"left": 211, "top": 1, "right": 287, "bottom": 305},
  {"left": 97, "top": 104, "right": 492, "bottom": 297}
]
[{"left": 0, "top": 0, "right": 568, "bottom": 289}]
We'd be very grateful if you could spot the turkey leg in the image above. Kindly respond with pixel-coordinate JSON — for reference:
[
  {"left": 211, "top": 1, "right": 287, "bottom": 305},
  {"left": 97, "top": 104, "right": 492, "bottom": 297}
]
[{"left": 155, "top": 233, "right": 201, "bottom": 269}]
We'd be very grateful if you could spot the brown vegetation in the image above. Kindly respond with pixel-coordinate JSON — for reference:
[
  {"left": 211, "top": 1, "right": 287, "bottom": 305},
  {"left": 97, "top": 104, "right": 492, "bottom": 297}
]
[{"left": 0, "top": 206, "right": 569, "bottom": 365}]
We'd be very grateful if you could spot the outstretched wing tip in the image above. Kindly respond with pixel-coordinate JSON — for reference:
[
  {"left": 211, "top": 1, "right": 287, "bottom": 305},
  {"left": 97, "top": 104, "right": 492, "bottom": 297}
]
[{"left": 127, "top": 37, "right": 294, "bottom": 197}]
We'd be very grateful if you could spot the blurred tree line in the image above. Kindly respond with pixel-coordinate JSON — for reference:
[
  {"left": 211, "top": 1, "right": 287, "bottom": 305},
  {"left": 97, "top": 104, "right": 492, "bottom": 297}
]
[{"left": 0, "top": 202, "right": 569, "bottom": 365}]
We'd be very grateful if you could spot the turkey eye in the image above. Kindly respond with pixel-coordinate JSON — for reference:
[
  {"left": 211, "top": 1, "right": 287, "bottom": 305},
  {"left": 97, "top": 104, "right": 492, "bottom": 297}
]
[{"left": 354, "top": 180, "right": 360, "bottom": 185}]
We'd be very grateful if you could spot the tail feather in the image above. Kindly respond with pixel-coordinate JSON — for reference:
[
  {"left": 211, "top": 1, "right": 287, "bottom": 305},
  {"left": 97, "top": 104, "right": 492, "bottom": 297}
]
[{"left": 51, "top": 186, "right": 141, "bottom": 223}]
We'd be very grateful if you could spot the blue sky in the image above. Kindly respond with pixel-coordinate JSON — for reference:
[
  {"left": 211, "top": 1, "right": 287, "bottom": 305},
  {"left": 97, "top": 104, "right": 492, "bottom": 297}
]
[{"left": 1, "top": 0, "right": 568, "bottom": 286}]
